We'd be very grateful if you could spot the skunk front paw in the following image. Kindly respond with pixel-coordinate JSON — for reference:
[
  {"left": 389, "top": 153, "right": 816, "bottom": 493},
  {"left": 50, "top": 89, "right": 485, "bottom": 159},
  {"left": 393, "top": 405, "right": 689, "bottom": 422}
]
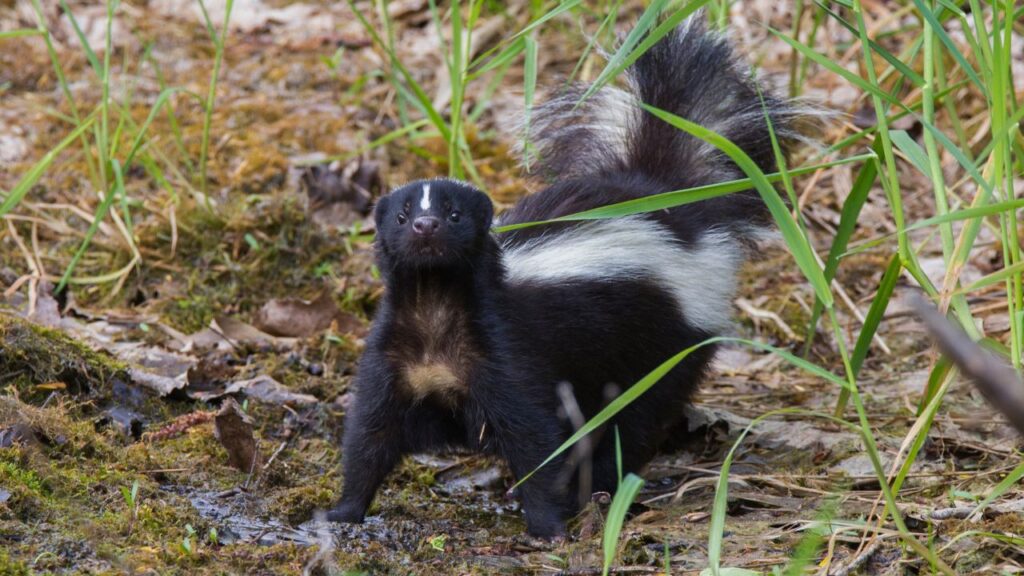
[
  {"left": 524, "top": 508, "right": 567, "bottom": 540},
  {"left": 326, "top": 503, "right": 366, "bottom": 524}
]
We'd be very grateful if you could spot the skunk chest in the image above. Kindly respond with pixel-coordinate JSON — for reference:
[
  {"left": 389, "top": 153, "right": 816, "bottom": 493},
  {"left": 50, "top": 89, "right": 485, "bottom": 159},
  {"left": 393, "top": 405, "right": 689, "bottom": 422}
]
[{"left": 388, "top": 301, "right": 480, "bottom": 402}]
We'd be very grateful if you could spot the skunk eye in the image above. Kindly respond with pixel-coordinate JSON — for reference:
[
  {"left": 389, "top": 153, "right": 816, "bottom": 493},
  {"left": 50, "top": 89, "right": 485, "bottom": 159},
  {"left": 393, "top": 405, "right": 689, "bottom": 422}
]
[
  {"left": 448, "top": 211, "right": 460, "bottom": 223},
  {"left": 397, "top": 213, "right": 408, "bottom": 225}
]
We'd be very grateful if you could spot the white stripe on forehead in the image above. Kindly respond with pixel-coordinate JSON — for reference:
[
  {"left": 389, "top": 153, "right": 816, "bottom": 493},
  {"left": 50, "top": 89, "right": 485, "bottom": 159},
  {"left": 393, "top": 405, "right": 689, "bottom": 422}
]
[{"left": 420, "top": 184, "right": 431, "bottom": 210}]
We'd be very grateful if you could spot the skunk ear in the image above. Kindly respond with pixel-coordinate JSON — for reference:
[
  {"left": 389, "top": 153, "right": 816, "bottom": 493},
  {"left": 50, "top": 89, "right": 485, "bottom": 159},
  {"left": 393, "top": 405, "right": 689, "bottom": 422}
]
[
  {"left": 476, "top": 193, "right": 494, "bottom": 227},
  {"left": 373, "top": 195, "right": 391, "bottom": 227}
]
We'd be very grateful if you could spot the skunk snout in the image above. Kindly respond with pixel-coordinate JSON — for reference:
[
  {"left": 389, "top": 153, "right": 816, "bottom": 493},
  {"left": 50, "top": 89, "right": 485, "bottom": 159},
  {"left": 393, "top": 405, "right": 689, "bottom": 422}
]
[{"left": 413, "top": 216, "right": 441, "bottom": 237}]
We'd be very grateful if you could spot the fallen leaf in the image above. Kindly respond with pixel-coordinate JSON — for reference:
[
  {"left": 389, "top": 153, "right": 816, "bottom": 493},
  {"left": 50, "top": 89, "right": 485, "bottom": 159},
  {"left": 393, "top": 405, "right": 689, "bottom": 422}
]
[
  {"left": 300, "top": 158, "right": 382, "bottom": 230},
  {"left": 95, "top": 407, "right": 145, "bottom": 441},
  {"left": 113, "top": 343, "right": 195, "bottom": 396},
  {"left": 128, "top": 368, "right": 187, "bottom": 397},
  {"left": 254, "top": 291, "right": 360, "bottom": 338},
  {"left": 214, "top": 316, "right": 298, "bottom": 348},
  {"left": 30, "top": 281, "right": 61, "bottom": 327},
  {"left": 193, "top": 375, "right": 318, "bottom": 407},
  {"left": 214, "top": 397, "right": 260, "bottom": 473},
  {"left": 186, "top": 356, "right": 238, "bottom": 393},
  {"left": 0, "top": 423, "right": 38, "bottom": 449},
  {"left": 983, "top": 313, "right": 1011, "bottom": 334}
]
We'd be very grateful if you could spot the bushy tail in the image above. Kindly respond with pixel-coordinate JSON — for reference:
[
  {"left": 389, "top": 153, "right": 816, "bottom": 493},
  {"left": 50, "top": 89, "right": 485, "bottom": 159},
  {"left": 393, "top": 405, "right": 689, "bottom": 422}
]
[{"left": 526, "top": 17, "right": 810, "bottom": 199}]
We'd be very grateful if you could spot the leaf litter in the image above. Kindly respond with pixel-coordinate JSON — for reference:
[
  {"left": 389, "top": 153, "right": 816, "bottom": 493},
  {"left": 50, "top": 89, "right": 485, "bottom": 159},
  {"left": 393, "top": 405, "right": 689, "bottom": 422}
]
[{"left": 0, "top": 0, "right": 1022, "bottom": 574}]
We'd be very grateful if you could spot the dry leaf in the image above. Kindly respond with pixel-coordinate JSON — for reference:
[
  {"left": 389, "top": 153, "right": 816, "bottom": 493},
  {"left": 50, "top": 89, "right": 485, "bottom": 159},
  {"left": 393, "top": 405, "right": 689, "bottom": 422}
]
[
  {"left": 193, "top": 375, "right": 318, "bottom": 407},
  {"left": 254, "top": 291, "right": 360, "bottom": 338},
  {"left": 300, "top": 158, "right": 382, "bottom": 230},
  {"left": 214, "top": 397, "right": 260, "bottom": 473}
]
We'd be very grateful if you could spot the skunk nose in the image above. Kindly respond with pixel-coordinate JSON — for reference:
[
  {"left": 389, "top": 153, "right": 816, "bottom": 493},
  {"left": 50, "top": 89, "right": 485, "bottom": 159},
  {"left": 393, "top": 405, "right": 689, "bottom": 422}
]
[{"left": 412, "top": 216, "right": 440, "bottom": 236}]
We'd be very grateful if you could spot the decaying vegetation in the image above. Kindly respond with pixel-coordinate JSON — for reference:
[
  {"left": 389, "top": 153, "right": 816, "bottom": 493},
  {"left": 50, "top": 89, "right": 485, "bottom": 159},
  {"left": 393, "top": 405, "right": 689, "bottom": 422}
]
[{"left": 1, "top": 0, "right": 1023, "bottom": 574}]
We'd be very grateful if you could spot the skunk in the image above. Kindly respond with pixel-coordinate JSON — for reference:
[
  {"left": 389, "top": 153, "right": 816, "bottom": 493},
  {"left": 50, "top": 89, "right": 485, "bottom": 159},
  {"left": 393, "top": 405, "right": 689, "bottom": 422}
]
[{"left": 328, "top": 18, "right": 805, "bottom": 538}]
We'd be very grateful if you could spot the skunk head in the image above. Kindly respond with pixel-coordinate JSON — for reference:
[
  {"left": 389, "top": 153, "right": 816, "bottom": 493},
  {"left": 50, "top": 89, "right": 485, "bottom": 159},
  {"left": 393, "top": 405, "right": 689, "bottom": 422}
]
[{"left": 374, "top": 179, "right": 495, "bottom": 271}]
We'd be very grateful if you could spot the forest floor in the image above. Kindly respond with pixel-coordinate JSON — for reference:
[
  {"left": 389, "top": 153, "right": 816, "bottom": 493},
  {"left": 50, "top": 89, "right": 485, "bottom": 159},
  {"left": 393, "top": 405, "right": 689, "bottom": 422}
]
[{"left": 1, "top": 1, "right": 1023, "bottom": 574}]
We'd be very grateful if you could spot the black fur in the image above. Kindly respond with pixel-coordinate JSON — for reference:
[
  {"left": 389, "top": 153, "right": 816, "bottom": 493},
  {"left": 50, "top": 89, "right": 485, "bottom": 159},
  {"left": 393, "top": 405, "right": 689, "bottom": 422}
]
[
  {"left": 329, "top": 179, "right": 570, "bottom": 537},
  {"left": 328, "top": 19, "right": 803, "bottom": 537}
]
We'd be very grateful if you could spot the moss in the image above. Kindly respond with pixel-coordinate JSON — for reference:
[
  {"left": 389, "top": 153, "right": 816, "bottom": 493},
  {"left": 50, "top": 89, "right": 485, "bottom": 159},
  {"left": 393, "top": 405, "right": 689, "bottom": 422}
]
[
  {"left": 143, "top": 427, "right": 240, "bottom": 490},
  {"left": 0, "top": 550, "right": 30, "bottom": 576},
  {"left": 0, "top": 313, "right": 127, "bottom": 401},
  {"left": 0, "top": 398, "right": 115, "bottom": 462},
  {"left": 134, "top": 497, "right": 205, "bottom": 542},
  {"left": 0, "top": 460, "right": 45, "bottom": 496},
  {"left": 269, "top": 484, "right": 336, "bottom": 525},
  {"left": 144, "top": 195, "right": 368, "bottom": 334},
  {"left": 0, "top": 450, "right": 47, "bottom": 521}
]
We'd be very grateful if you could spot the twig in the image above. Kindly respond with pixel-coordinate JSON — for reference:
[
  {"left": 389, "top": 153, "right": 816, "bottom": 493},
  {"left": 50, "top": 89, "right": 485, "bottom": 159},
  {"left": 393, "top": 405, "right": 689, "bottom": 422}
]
[
  {"left": 556, "top": 381, "right": 594, "bottom": 508},
  {"left": 910, "top": 293, "right": 1024, "bottom": 435},
  {"left": 829, "top": 538, "right": 884, "bottom": 576},
  {"left": 736, "top": 297, "right": 797, "bottom": 339},
  {"left": 262, "top": 440, "right": 288, "bottom": 472}
]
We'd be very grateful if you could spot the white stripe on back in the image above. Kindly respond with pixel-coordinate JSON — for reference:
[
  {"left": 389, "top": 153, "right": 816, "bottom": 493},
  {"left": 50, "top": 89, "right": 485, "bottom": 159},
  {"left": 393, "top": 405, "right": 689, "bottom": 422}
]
[{"left": 502, "top": 216, "right": 740, "bottom": 334}]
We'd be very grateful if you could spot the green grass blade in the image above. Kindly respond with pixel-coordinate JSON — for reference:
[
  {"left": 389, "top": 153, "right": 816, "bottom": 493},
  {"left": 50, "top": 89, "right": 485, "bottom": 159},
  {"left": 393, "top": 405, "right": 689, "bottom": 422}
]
[
  {"left": 0, "top": 29, "right": 43, "bottom": 39},
  {"left": 58, "top": 0, "right": 102, "bottom": 77},
  {"left": 469, "top": 0, "right": 582, "bottom": 71},
  {"left": 917, "top": 355, "right": 953, "bottom": 417},
  {"left": 467, "top": 37, "right": 524, "bottom": 80},
  {"left": 197, "top": 0, "right": 234, "bottom": 203},
  {"left": 957, "top": 260, "right": 1024, "bottom": 295},
  {"left": 890, "top": 130, "right": 931, "bottom": 176},
  {"left": 516, "top": 336, "right": 844, "bottom": 487},
  {"left": 566, "top": 0, "right": 622, "bottom": 86},
  {"left": 496, "top": 155, "right": 872, "bottom": 233},
  {"left": 970, "top": 458, "right": 1024, "bottom": 519},
  {"left": 578, "top": 0, "right": 669, "bottom": 104},
  {"left": 849, "top": 254, "right": 901, "bottom": 377},
  {"left": 56, "top": 159, "right": 123, "bottom": 292},
  {"left": 0, "top": 116, "right": 96, "bottom": 217},
  {"left": 904, "top": 199, "right": 1024, "bottom": 234},
  {"left": 578, "top": 0, "right": 713, "bottom": 105},
  {"left": 113, "top": 155, "right": 134, "bottom": 245},
  {"left": 847, "top": 198, "right": 1024, "bottom": 255},
  {"left": 812, "top": 1, "right": 924, "bottom": 87},
  {"left": 641, "top": 102, "right": 833, "bottom": 308},
  {"left": 910, "top": 0, "right": 987, "bottom": 98},
  {"left": 122, "top": 87, "right": 195, "bottom": 169},
  {"left": 521, "top": 35, "right": 538, "bottom": 171},
  {"left": 770, "top": 27, "right": 905, "bottom": 109},
  {"left": 347, "top": 0, "right": 450, "bottom": 141},
  {"left": 602, "top": 474, "right": 644, "bottom": 576},
  {"left": 833, "top": 254, "right": 901, "bottom": 412},
  {"left": 804, "top": 149, "right": 879, "bottom": 352}
]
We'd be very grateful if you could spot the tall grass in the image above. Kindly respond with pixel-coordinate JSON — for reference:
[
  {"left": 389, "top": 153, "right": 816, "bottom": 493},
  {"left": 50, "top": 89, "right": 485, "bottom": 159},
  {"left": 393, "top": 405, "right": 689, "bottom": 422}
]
[
  {"left": 1, "top": 0, "right": 234, "bottom": 294},
  {"left": 196, "top": 0, "right": 236, "bottom": 207},
  {"left": 488, "top": 0, "right": 1020, "bottom": 573}
]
